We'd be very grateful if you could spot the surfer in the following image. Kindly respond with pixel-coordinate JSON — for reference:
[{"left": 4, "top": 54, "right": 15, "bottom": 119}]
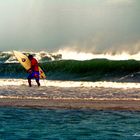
[{"left": 27, "top": 55, "right": 40, "bottom": 87}]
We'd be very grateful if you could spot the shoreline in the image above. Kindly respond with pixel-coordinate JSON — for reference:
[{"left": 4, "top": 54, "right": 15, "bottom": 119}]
[
  {"left": 1, "top": 98, "right": 140, "bottom": 111},
  {"left": 1, "top": 83, "right": 140, "bottom": 111}
]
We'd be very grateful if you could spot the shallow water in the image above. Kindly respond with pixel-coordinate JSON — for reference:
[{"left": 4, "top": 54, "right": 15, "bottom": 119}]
[
  {"left": 0, "top": 79, "right": 140, "bottom": 104},
  {"left": 0, "top": 107, "right": 140, "bottom": 140},
  {"left": 0, "top": 86, "right": 140, "bottom": 101}
]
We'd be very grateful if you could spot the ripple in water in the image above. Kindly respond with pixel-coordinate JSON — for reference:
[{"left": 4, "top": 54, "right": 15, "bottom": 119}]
[{"left": 0, "top": 108, "right": 140, "bottom": 140}]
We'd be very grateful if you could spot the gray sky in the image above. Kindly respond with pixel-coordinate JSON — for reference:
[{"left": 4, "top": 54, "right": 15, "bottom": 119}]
[{"left": 0, "top": 0, "right": 140, "bottom": 54}]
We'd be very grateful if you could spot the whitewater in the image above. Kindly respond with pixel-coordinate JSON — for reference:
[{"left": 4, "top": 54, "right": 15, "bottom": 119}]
[
  {"left": 2, "top": 50, "right": 140, "bottom": 63},
  {"left": 0, "top": 79, "right": 140, "bottom": 89}
]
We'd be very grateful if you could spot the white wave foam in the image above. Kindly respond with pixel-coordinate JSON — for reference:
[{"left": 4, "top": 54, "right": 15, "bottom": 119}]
[
  {"left": 2, "top": 50, "right": 140, "bottom": 63},
  {"left": 0, "top": 79, "right": 140, "bottom": 89},
  {"left": 1, "top": 95, "right": 140, "bottom": 101},
  {"left": 1, "top": 51, "right": 62, "bottom": 63},
  {"left": 57, "top": 49, "right": 140, "bottom": 60}
]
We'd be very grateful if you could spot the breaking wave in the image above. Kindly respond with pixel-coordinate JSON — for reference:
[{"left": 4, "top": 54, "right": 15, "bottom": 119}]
[
  {"left": 0, "top": 59, "right": 140, "bottom": 82},
  {"left": 1, "top": 50, "right": 140, "bottom": 63}
]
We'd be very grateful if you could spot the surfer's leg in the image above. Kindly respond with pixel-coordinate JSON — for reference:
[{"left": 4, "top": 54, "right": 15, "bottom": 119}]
[
  {"left": 27, "top": 72, "right": 34, "bottom": 87},
  {"left": 34, "top": 72, "right": 40, "bottom": 87},
  {"left": 36, "top": 79, "right": 40, "bottom": 87},
  {"left": 28, "top": 78, "right": 32, "bottom": 87}
]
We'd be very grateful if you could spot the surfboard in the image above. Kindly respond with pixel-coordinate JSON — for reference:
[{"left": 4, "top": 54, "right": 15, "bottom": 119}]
[{"left": 13, "top": 51, "right": 46, "bottom": 79}]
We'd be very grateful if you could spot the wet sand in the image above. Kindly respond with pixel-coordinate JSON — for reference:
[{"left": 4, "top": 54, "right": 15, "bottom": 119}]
[
  {"left": 0, "top": 98, "right": 140, "bottom": 111},
  {"left": 0, "top": 86, "right": 140, "bottom": 110}
]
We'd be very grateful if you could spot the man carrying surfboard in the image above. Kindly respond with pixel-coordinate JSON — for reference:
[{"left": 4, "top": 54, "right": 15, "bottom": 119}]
[
  {"left": 27, "top": 55, "right": 40, "bottom": 87},
  {"left": 13, "top": 51, "right": 46, "bottom": 87}
]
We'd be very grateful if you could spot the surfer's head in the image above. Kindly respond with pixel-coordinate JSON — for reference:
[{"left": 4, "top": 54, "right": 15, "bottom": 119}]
[{"left": 28, "top": 54, "right": 33, "bottom": 60}]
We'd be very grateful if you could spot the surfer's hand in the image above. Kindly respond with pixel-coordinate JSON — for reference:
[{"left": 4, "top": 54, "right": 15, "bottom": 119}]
[{"left": 27, "top": 69, "right": 32, "bottom": 73}]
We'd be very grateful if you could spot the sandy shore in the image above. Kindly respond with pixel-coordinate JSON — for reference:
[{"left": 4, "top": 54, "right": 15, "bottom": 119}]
[
  {"left": 0, "top": 85, "right": 140, "bottom": 110},
  {"left": 1, "top": 98, "right": 140, "bottom": 111}
]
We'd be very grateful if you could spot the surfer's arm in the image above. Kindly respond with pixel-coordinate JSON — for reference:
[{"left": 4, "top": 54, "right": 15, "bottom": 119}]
[{"left": 27, "top": 68, "right": 32, "bottom": 73}]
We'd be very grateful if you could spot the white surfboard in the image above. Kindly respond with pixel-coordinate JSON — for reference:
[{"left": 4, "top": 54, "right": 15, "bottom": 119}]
[{"left": 13, "top": 51, "right": 46, "bottom": 79}]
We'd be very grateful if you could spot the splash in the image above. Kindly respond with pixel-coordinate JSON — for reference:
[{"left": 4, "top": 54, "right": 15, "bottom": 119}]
[
  {"left": 57, "top": 49, "right": 140, "bottom": 60},
  {"left": 1, "top": 50, "right": 140, "bottom": 63}
]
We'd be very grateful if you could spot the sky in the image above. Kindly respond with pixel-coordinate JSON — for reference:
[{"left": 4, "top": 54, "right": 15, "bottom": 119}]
[{"left": 0, "top": 0, "right": 140, "bottom": 54}]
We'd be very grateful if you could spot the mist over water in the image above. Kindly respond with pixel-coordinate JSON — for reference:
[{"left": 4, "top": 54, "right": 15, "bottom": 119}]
[
  {"left": 57, "top": 48, "right": 140, "bottom": 60},
  {"left": 0, "top": 0, "right": 139, "bottom": 55}
]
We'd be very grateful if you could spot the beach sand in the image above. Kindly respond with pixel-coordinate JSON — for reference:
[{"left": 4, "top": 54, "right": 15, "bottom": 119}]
[
  {"left": 1, "top": 98, "right": 140, "bottom": 111},
  {"left": 0, "top": 85, "right": 140, "bottom": 110}
]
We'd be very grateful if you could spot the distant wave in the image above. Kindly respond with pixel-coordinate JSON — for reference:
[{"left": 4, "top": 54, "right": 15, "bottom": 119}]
[
  {"left": 0, "top": 59, "right": 140, "bottom": 82},
  {"left": 0, "top": 51, "right": 62, "bottom": 63},
  {"left": 1, "top": 51, "right": 140, "bottom": 64}
]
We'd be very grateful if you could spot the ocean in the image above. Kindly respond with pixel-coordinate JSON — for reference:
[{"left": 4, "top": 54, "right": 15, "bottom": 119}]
[
  {"left": 0, "top": 108, "right": 140, "bottom": 140},
  {"left": 0, "top": 51, "right": 140, "bottom": 139}
]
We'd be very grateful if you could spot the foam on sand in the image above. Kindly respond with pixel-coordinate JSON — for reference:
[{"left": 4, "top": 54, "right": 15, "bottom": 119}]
[{"left": 0, "top": 79, "right": 140, "bottom": 89}]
